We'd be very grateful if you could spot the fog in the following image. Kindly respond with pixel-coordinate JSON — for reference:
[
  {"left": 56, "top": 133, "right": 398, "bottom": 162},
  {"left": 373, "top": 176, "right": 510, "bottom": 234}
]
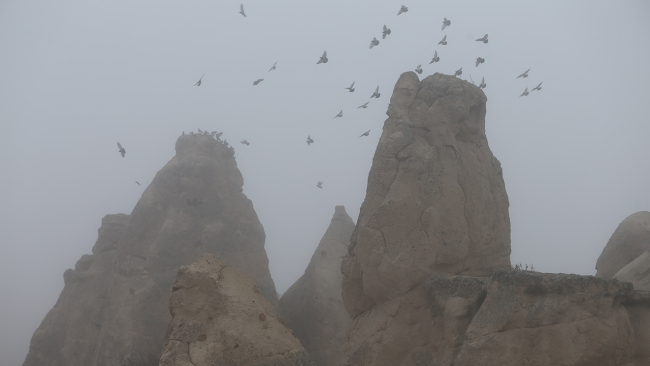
[{"left": 1, "top": 0, "right": 649, "bottom": 364}]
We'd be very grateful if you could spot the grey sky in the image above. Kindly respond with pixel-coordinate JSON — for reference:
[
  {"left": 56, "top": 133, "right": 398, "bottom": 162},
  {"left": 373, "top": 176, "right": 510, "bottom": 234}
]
[{"left": 1, "top": 1, "right": 649, "bottom": 364}]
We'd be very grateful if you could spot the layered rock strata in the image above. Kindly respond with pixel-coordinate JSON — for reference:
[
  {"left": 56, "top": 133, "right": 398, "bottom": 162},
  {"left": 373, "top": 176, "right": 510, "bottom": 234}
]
[
  {"left": 342, "top": 72, "right": 511, "bottom": 318},
  {"left": 23, "top": 134, "right": 277, "bottom": 366},
  {"left": 278, "top": 206, "right": 355, "bottom": 366},
  {"left": 159, "top": 254, "right": 315, "bottom": 366},
  {"left": 596, "top": 211, "right": 650, "bottom": 278}
]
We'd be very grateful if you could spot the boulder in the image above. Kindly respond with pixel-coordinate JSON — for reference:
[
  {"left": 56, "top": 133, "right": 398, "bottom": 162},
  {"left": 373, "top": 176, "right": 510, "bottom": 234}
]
[
  {"left": 278, "top": 206, "right": 355, "bottom": 366},
  {"left": 614, "top": 251, "right": 650, "bottom": 291},
  {"left": 342, "top": 72, "right": 511, "bottom": 318},
  {"left": 23, "top": 134, "right": 278, "bottom": 366},
  {"left": 596, "top": 211, "right": 650, "bottom": 278},
  {"left": 159, "top": 254, "right": 315, "bottom": 366}
]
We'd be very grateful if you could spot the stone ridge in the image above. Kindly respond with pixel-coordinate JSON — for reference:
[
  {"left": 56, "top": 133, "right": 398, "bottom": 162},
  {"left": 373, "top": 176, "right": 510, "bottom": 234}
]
[{"left": 342, "top": 72, "right": 511, "bottom": 318}]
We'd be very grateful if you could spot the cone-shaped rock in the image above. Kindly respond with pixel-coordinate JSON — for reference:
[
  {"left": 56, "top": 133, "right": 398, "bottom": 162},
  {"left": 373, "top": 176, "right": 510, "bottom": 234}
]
[
  {"left": 342, "top": 72, "right": 511, "bottom": 317},
  {"left": 160, "top": 254, "right": 315, "bottom": 366},
  {"left": 278, "top": 206, "right": 355, "bottom": 366},
  {"left": 23, "top": 134, "right": 277, "bottom": 366},
  {"left": 596, "top": 211, "right": 650, "bottom": 278}
]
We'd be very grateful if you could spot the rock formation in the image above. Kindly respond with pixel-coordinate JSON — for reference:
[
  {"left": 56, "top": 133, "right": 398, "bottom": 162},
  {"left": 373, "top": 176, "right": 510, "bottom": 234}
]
[
  {"left": 342, "top": 72, "right": 511, "bottom": 318},
  {"left": 596, "top": 211, "right": 650, "bottom": 278},
  {"left": 614, "top": 251, "right": 650, "bottom": 291},
  {"left": 23, "top": 134, "right": 277, "bottom": 366},
  {"left": 159, "top": 254, "right": 315, "bottom": 366},
  {"left": 277, "top": 206, "right": 355, "bottom": 366}
]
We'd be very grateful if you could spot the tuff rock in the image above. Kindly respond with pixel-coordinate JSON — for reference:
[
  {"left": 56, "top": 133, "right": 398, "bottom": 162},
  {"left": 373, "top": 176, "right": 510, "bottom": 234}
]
[
  {"left": 596, "top": 211, "right": 650, "bottom": 278},
  {"left": 23, "top": 134, "right": 277, "bottom": 366},
  {"left": 277, "top": 206, "right": 355, "bottom": 366}
]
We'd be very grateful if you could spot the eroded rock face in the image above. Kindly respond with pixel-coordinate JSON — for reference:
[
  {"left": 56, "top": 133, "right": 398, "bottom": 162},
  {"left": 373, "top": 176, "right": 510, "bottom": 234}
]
[
  {"left": 614, "top": 251, "right": 650, "bottom": 291},
  {"left": 596, "top": 211, "right": 650, "bottom": 278},
  {"left": 159, "top": 254, "right": 314, "bottom": 366},
  {"left": 278, "top": 206, "right": 355, "bottom": 366},
  {"left": 342, "top": 72, "right": 511, "bottom": 318},
  {"left": 23, "top": 134, "right": 277, "bottom": 366}
]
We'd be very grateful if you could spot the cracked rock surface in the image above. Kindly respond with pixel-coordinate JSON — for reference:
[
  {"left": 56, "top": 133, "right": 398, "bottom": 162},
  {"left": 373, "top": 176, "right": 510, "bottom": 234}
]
[
  {"left": 159, "top": 254, "right": 315, "bottom": 366},
  {"left": 278, "top": 206, "right": 355, "bottom": 366},
  {"left": 341, "top": 72, "right": 511, "bottom": 318}
]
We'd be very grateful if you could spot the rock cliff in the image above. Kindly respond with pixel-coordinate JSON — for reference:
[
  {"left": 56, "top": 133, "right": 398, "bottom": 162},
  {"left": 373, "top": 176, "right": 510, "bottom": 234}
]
[
  {"left": 596, "top": 211, "right": 650, "bottom": 279},
  {"left": 23, "top": 134, "right": 277, "bottom": 366},
  {"left": 159, "top": 254, "right": 315, "bottom": 366},
  {"left": 277, "top": 206, "right": 355, "bottom": 366},
  {"left": 341, "top": 72, "right": 511, "bottom": 318}
]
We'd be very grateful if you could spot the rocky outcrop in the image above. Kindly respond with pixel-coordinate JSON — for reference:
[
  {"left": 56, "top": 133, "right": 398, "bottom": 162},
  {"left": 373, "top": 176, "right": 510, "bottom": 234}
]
[
  {"left": 159, "top": 254, "right": 315, "bottom": 366},
  {"left": 344, "top": 270, "right": 646, "bottom": 366},
  {"left": 614, "top": 251, "right": 650, "bottom": 291},
  {"left": 278, "top": 206, "right": 355, "bottom": 366},
  {"left": 23, "top": 134, "right": 277, "bottom": 366},
  {"left": 342, "top": 72, "right": 511, "bottom": 318},
  {"left": 596, "top": 211, "right": 650, "bottom": 278}
]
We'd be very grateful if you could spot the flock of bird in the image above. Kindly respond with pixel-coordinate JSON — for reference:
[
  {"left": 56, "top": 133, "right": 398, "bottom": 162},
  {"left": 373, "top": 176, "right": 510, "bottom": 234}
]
[{"left": 117, "top": 4, "right": 544, "bottom": 190}]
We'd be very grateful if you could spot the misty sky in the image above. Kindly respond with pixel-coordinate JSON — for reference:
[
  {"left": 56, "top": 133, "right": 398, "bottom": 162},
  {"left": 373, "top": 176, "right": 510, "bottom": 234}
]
[{"left": 1, "top": 1, "right": 649, "bottom": 365}]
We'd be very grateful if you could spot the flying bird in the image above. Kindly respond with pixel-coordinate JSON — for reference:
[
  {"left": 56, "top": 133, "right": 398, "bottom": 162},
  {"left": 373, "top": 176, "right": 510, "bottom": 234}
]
[
  {"left": 333, "top": 110, "right": 343, "bottom": 119},
  {"left": 454, "top": 67, "right": 462, "bottom": 77},
  {"left": 517, "top": 69, "right": 530, "bottom": 78},
  {"left": 135, "top": 181, "right": 140, "bottom": 186},
  {"left": 429, "top": 51, "right": 439, "bottom": 64},
  {"left": 479, "top": 77, "right": 486, "bottom": 89},
  {"left": 117, "top": 142, "right": 125, "bottom": 157},
  {"left": 520, "top": 87, "right": 529, "bottom": 97},
  {"left": 357, "top": 102, "right": 369, "bottom": 109},
  {"left": 442, "top": 18, "right": 451, "bottom": 30},
  {"left": 531, "top": 82, "right": 543, "bottom": 91},
  {"left": 370, "top": 86, "right": 380, "bottom": 98},
  {"left": 307, "top": 135, "right": 314, "bottom": 145},
  {"left": 268, "top": 61, "right": 277, "bottom": 72},
  {"left": 316, "top": 181, "right": 323, "bottom": 189},
  {"left": 415, "top": 64, "right": 423, "bottom": 74},
  {"left": 239, "top": 4, "right": 246, "bottom": 17},
  {"left": 215, "top": 132, "right": 223, "bottom": 139},
  {"left": 476, "top": 57, "right": 485, "bottom": 67},
  {"left": 317, "top": 51, "right": 328, "bottom": 64},
  {"left": 198, "top": 128, "right": 203, "bottom": 133},
  {"left": 382, "top": 25, "right": 391, "bottom": 39},
  {"left": 397, "top": 5, "right": 408, "bottom": 15},
  {"left": 240, "top": 140, "right": 250, "bottom": 145},
  {"left": 194, "top": 74, "right": 204, "bottom": 86},
  {"left": 369, "top": 37, "right": 379, "bottom": 49},
  {"left": 345, "top": 81, "right": 355, "bottom": 92},
  {"left": 438, "top": 35, "right": 447, "bottom": 45},
  {"left": 359, "top": 130, "right": 370, "bottom": 137},
  {"left": 476, "top": 34, "right": 488, "bottom": 43},
  {"left": 253, "top": 79, "right": 264, "bottom": 85}
]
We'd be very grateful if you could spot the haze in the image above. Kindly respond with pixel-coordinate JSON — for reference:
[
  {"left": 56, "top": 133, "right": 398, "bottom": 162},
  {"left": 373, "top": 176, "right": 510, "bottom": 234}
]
[{"left": 1, "top": 1, "right": 649, "bottom": 365}]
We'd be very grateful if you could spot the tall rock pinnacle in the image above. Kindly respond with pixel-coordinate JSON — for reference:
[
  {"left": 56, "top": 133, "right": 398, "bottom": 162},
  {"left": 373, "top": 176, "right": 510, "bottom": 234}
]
[
  {"left": 278, "top": 205, "right": 355, "bottom": 366},
  {"left": 23, "top": 134, "right": 277, "bottom": 366},
  {"left": 341, "top": 72, "right": 511, "bottom": 317}
]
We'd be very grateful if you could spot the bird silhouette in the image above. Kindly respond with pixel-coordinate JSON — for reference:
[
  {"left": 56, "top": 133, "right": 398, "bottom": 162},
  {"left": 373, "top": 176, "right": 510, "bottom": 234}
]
[
  {"left": 357, "top": 102, "right": 369, "bottom": 109},
  {"left": 135, "top": 181, "right": 140, "bottom": 186},
  {"left": 382, "top": 25, "right": 391, "bottom": 39},
  {"left": 438, "top": 35, "right": 447, "bottom": 45},
  {"left": 479, "top": 77, "right": 486, "bottom": 89},
  {"left": 429, "top": 50, "right": 440, "bottom": 64},
  {"left": 520, "top": 87, "right": 529, "bottom": 97},
  {"left": 454, "top": 67, "right": 462, "bottom": 77},
  {"left": 369, "top": 37, "right": 379, "bottom": 49},
  {"left": 316, "top": 181, "right": 323, "bottom": 189},
  {"left": 359, "top": 130, "right": 370, "bottom": 137},
  {"left": 194, "top": 74, "right": 204, "bottom": 86},
  {"left": 517, "top": 69, "right": 530, "bottom": 78},
  {"left": 268, "top": 61, "right": 277, "bottom": 72},
  {"left": 397, "top": 5, "right": 408, "bottom": 15},
  {"left": 253, "top": 79, "right": 264, "bottom": 85},
  {"left": 117, "top": 142, "right": 125, "bottom": 157},
  {"left": 476, "top": 34, "right": 488, "bottom": 43},
  {"left": 345, "top": 82, "right": 355, "bottom": 92},
  {"left": 333, "top": 110, "right": 343, "bottom": 119},
  {"left": 239, "top": 4, "right": 246, "bottom": 17},
  {"left": 240, "top": 140, "right": 250, "bottom": 145},
  {"left": 317, "top": 51, "right": 328, "bottom": 64},
  {"left": 531, "top": 82, "right": 543, "bottom": 91},
  {"left": 415, "top": 64, "right": 423, "bottom": 74},
  {"left": 198, "top": 128, "right": 203, "bottom": 133},
  {"left": 442, "top": 18, "right": 451, "bottom": 30},
  {"left": 370, "top": 86, "right": 380, "bottom": 98},
  {"left": 476, "top": 57, "right": 485, "bottom": 67},
  {"left": 307, "top": 135, "right": 314, "bottom": 145}
]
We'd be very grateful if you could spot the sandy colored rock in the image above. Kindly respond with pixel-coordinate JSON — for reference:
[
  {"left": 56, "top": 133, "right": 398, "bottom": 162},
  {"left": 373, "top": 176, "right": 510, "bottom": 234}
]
[
  {"left": 614, "top": 251, "right": 650, "bottom": 291},
  {"left": 23, "top": 134, "right": 277, "bottom": 366},
  {"left": 278, "top": 206, "right": 355, "bottom": 366},
  {"left": 342, "top": 72, "right": 511, "bottom": 318},
  {"left": 159, "top": 254, "right": 315, "bottom": 366},
  {"left": 596, "top": 211, "right": 650, "bottom": 278}
]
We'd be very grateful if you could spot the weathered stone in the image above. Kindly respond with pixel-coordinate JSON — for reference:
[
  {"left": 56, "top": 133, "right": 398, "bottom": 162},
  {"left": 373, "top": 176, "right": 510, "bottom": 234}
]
[
  {"left": 159, "top": 254, "right": 315, "bottom": 366},
  {"left": 342, "top": 72, "right": 511, "bottom": 318},
  {"left": 23, "top": 134, "right": 277, "bottom": 366},
  {"left": 614, "top": 251, "right": 650, "bottom": 291},
  {"left": 596, "top": 211, "right": 650, "bottom": 278},
  {"left": 278, "top": 206, "right": 355, "bottom": 366}
]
